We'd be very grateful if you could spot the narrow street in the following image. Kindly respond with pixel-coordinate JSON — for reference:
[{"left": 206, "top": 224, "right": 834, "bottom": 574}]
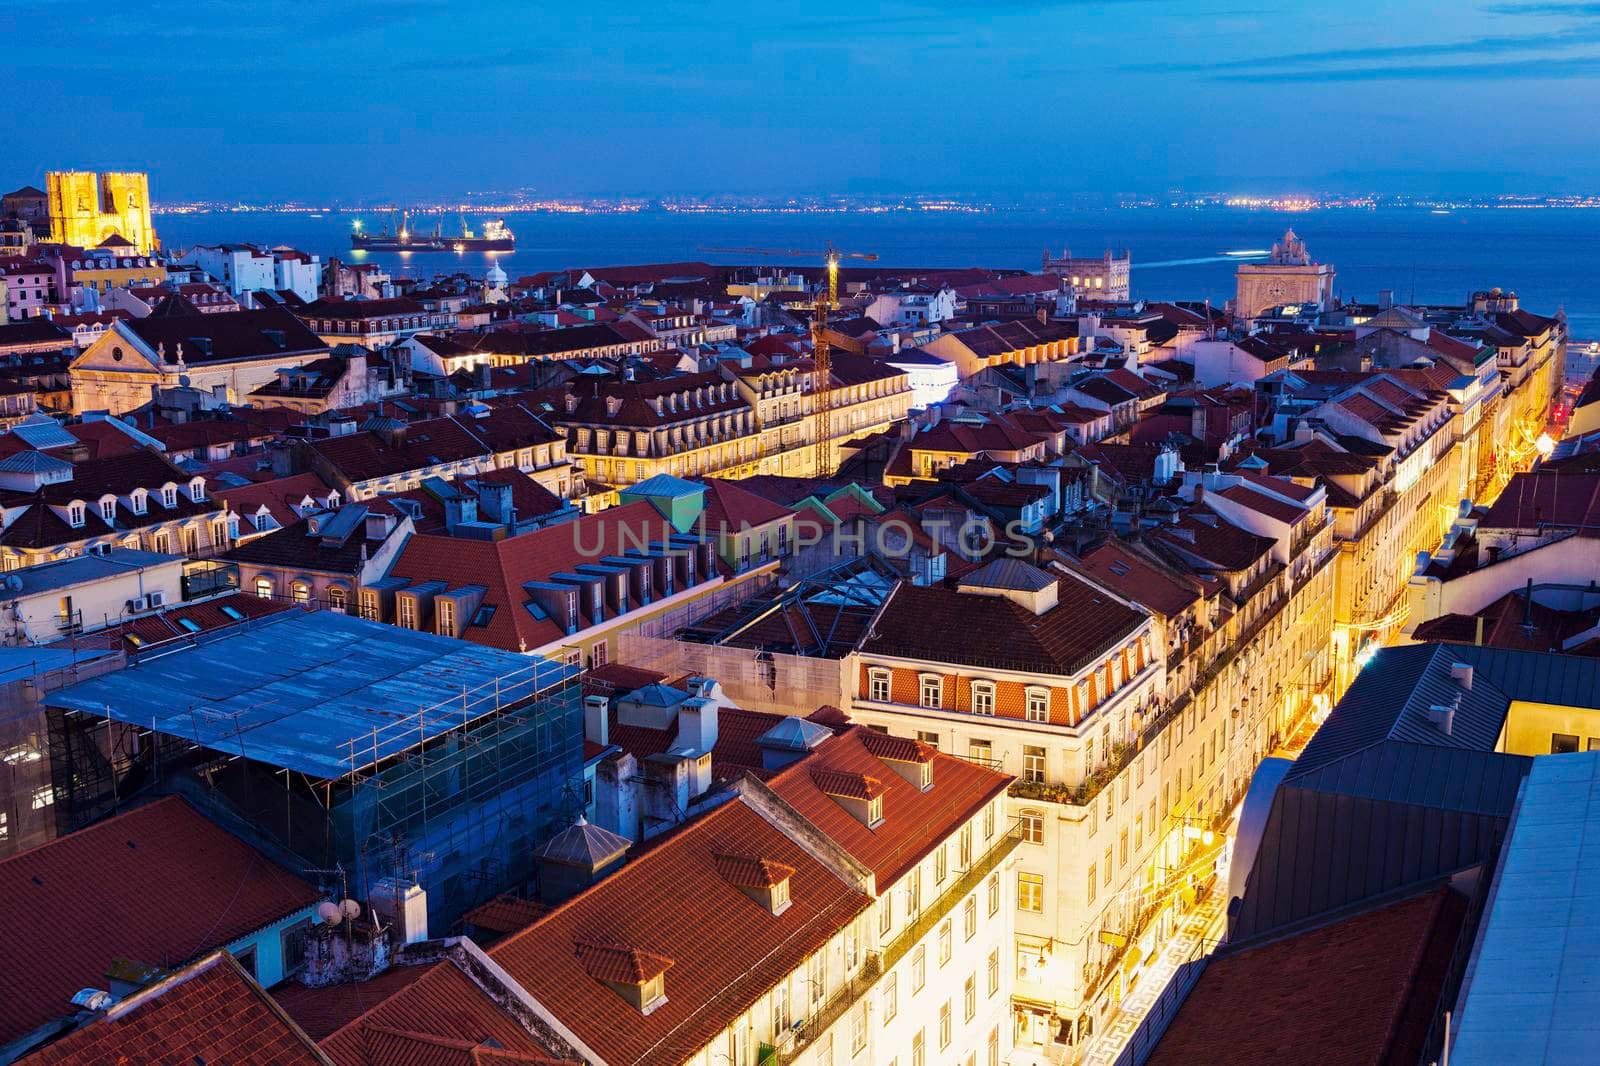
[{"left": 1071, "top": 716, "right": 1322, "bottom": 1066}]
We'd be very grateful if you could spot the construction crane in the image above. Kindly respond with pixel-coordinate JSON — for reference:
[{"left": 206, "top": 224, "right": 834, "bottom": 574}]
[{"left": 700, "top": 243, "right": 879, "bottom": 476}]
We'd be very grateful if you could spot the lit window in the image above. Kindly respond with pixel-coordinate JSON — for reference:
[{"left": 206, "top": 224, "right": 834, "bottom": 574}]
[
  {"left": 1017, "top": 872, "right": 1044, "bottom": 913},
  {"left": 254, "top": 577, "right": 273, "bottom": 599},
  {"left": 291, "top": 582, "right": 311, "bottom": 605}
]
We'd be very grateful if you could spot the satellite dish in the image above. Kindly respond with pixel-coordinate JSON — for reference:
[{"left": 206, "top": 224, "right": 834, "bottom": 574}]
[
  {"left": 339, "top": 898, "right": 361, "bottom": 921},
  {"left": 4, "top": 575, "right": 22, "bottom": 593},
  {"left": 316, "top": 900, "right": 344, "bottom": 925}
]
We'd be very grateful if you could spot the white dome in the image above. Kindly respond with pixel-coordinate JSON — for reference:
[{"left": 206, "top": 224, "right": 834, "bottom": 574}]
[{"left": 486, "top": 263, "right": 507, "bottom": 285}]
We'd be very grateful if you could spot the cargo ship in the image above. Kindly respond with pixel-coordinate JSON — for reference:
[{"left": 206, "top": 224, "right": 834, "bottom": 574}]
[{"left": 351, "top": 211, "right": 515, "bottom": 252}]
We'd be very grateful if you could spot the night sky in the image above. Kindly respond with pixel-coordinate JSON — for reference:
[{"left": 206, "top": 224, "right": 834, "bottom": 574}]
[{"left": 10, "top": 0, "right": 1600, "bottom": 200}]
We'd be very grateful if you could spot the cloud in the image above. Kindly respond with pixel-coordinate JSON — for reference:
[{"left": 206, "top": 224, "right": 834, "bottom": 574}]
[
  {"left": 1482, "top": 2, "right": 1600, "bottom": 13},
  {"left": 1217, "top": 54, "right": 1600, "bottom": 82}
]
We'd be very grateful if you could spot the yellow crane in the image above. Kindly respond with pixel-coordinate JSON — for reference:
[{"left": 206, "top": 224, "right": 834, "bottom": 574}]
[{"left": 702, "top": 244, "right": 880, "bottom": 476}]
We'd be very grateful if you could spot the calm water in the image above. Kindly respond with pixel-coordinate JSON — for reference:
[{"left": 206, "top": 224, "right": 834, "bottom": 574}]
[{"left": 155, "top": 207, "right": 1600, "bottom": 336}]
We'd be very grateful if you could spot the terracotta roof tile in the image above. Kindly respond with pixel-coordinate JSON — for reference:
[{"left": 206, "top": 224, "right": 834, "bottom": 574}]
[
  {"left": 1145, "top": 888, "right": 1465, "bottom": 1066},
  {"left": 712, "top": 853, "right": 796, "bottom": 888},
  {"left": 17, "top": 953, "right": 326, "bottom": 1066},
  {"left": 0, "top": 796, "right": 321, "bottom": 1048},
  {"left": 489, "top": 797, "right": 871, "bottom": 1065},
  {"left": 809, "top": 767, "right": 887, "bottom": 800}
]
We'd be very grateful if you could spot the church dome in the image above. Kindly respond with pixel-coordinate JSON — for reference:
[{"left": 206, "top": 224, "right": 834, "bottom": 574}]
[{"left": 486, "top": 262, "right": 508, "bottom": 287}]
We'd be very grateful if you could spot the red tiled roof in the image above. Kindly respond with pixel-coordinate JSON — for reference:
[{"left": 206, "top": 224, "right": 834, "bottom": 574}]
[
  {"left": 489, "top": 796, "right": 872, "bottom": 1066},
  {"left": 1073, "top": 541, "right": 1203, "bottom": 618},
  {"left": 314, "top": 960, "right": 563, "bottom": 1066},
  {"left": 862, "top": 570, "right": 1147, "bottom": 678},
  {"left": 712, "top": 853, "right": 796, "bottom": 888},
  {"left": 698, "top": 477, "right": 793, "bottom": 532},
  {"left": 858, "top": 729, "right": 935, "bottom": 763},
  {"left": 1216, "top": 484, "right": 1310, "bottom": 525},
  {"left": 462, "top": 895, "right": 553, "bottom": 936},
  {"left": 809, "top": 768, "right": 887, "bottom": 800},
  {"left": 385, "top": 500, "right": 699, "bottom": 652},
  {"left": 575, "top": 940, "right": 675, "bottom": 984},
  {"left": 0, "top": 796, "right": 321, "bottom": 1048},
  {"left": 1145, "top": 888, "right": 1466, "bottom": 1066},
  {"left": 772, "top": 727, "right": 1011, "bottom": 886},
  {"left": 1479, "top": 470, "right": 1600, "bottom": 533},
  {"left": 17, "top": 953, "right": 327, "bottom": 1066},
  {"left": 272, "top": 960, "right": 433, "bottom": 1041}
]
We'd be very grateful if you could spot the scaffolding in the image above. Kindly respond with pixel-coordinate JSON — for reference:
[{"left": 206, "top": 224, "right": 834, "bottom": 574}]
[{"left": 43, "top": 611, "right": 586, "bottom": 927}]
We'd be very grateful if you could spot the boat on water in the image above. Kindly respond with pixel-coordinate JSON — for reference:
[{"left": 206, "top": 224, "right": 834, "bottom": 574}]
[{"left": 352, "top": 210, "right": 515, "bottom": 252}]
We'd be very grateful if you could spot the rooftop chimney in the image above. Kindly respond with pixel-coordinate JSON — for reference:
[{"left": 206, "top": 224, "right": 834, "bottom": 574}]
[
  {"left": 1450, "top": 662, "right": 1473, "bottom": 690},
  {"left": 584, "top": 695, "right": 610, "bottom": 747}
]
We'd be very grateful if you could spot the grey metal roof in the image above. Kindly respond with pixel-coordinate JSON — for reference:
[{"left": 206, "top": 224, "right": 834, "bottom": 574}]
[
  {"left": 9, "top": 418, "right": 78, "bottom": 452},
  {"left": 624, "top": 473, "right": 705, "bottom": 499},
  {"left": 1453, "top": 752, "right": 1600, "bottom": 1065},
  {"left": 46, "top": 610, "right": 572, "bottom": 779},
  {"left": 757, "top": 716, "right": 834, "bottom": 753},
  {"left": 959, "top": 558, "right": 1057, "bottom": 593},
  {"left": 537, "top": 816, "right": 631, "bottom": 868},
  {"left": 1291, "top": 643, "right": 1600, "bottom": 778},
  {"left": 3, "top": 549, "right": 181, "bottom": 596},
  {"left": 0, "top": 448, "right": 73, "bottom": 474},
  {"left": 1229, "top": 745, "right": 1530, "bottom": 946}
]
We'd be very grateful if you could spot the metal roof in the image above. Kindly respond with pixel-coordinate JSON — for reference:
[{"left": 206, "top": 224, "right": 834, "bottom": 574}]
[
  {"left": 1230, "top": 744, "right": 1530, "bottom": 946},
  {"left": 46, "top": 610, "right": 572, "bottom": 779},
  {"left": 1291, "top": 643, "right": 1600, "bottom": 778},
  {"left": 4, "top": 548, "right": 181, "bottom": 596},
  {"left": 1453, "top": 752, "right": 1600, "bottom": 1064}
]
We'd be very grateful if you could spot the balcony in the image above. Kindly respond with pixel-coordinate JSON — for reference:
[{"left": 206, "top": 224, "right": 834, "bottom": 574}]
[
  {"left": 777, "top": 952, "right": 882, "bottom": 1064},
  {"left": 881, "top": 816, "right": 1025, "bottom": 973}
]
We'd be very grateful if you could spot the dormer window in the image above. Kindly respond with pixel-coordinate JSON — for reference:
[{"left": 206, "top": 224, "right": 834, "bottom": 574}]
[
  {"left": 68, "top": 503, "right": 85, "bottom": 528},
  {"left": 189, "top": 478, "right": 206, "bottom": 502},
  {"left": 813, "top": 768, "right": 888, "bottom": 828},
  {"left": 972, "top": 680, "right": 996, "bottom": 716},
  {"left": 714, "top": 853, "right": 796, "bottom": 916},
  {"left": 918, "top": 674, "right": 943, "bottom": 709},
  {"left": 130, "top": 489, "right": 147, "bottom": 515},
  {"left": 162, "top": 486, "right": 177, "bottom": 509},
  {"left": 574, "top": 940, "right": 673, "bottom": 1016},
  {"left": 99, "top": 498, "right": 117, "bottom": 523},
  {"left": 867, "top": 667, "right": 891, "bottom": 703},
  {"left": 1025, "top": 687, "right": 1050, "bottom": 723}
]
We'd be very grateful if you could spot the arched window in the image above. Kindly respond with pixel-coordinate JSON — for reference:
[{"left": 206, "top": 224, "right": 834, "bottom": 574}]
[
  {"left": 290, "top": 582, "right": 311, "bottom": 605},
  {"left": 254, "top": 577, "right": 274, "bottom": 599},
  {"left": 327, "top": 586, "right": 348, "bottom": 613}
]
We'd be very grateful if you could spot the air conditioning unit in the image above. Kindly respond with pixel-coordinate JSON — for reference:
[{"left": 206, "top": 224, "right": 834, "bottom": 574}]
[
  {"left": 125, "top": 595, "right": 147, "bottom": 613},
  {"left": 147, "top": 591, "right": 164, "bottom": 608},
  {"left": 87, "top": 543, "right": 112, "bottom": 557}
]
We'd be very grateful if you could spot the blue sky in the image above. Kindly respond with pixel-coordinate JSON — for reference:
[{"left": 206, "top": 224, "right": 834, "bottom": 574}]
[{"left": 8, "top": 0, "right": 1599, "bottom": 200}]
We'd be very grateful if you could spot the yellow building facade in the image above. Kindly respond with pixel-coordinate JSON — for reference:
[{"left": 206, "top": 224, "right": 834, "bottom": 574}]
[{"left": 46, "top": 171, "right": 158, "bottom": 254}]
